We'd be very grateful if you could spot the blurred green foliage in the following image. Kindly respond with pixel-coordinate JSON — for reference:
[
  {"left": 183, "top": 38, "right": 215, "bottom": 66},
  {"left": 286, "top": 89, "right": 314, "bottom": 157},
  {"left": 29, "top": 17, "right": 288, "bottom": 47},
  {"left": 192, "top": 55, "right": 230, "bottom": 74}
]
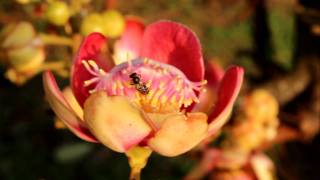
[{"left": 269, "top": 9, "right": 296, "bottom": 70}]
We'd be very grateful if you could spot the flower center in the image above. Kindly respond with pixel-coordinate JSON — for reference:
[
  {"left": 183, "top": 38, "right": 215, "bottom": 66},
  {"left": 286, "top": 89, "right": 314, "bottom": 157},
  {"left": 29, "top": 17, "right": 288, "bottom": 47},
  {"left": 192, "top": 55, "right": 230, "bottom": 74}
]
[{"left": 82, "top": 58, "right": 206, "bottom": 113}]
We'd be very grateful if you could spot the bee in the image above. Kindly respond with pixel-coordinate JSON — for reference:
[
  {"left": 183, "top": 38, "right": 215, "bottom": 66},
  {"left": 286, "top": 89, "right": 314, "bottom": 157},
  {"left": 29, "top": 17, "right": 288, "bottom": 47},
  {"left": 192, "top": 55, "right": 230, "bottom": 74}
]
[{"left": 129, "top": 72, "right": 149, "bottom": 95}]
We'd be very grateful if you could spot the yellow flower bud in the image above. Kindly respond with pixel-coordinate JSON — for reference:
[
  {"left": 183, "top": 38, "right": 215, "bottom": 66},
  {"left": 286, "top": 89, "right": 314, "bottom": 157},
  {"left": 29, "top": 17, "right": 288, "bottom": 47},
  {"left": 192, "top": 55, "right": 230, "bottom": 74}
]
[
  {"left": 101, "top": 10, "right": 125, "bottom": 38},
  {"left": 1, "top": 22, "right": 35, "bottom": 49},
  {"left": 80, "top": 13, "right": 105, "bottom": 36},
  {"left": 1, "top": 21, "right": 45, "bottom": 85},
  {"left": 7, "top": 46, "right": 45, "bottom": 73},
  {"left": 46, "top": 1, "right": 71, "bottom": 26}
]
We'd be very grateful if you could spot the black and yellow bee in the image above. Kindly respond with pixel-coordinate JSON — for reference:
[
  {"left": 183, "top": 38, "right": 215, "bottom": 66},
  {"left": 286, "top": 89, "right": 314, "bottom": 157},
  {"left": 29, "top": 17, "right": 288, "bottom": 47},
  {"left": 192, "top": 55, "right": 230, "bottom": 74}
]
[{"left": 129, "top": 72, "right": 149, "bottom": 95}]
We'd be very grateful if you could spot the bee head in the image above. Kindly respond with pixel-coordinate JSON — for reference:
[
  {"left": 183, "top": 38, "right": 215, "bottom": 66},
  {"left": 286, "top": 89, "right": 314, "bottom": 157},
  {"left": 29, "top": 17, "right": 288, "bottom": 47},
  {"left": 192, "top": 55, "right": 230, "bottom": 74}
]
[{"left": 129, "top": 72, "right": 137, "bottom": 78}]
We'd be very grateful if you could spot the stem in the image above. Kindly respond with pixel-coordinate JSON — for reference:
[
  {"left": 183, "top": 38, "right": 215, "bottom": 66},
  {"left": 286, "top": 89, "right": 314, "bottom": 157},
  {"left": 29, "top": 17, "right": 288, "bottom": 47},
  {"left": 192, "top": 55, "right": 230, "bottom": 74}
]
[
  {"left": 126, "top": 146, "right": 152, "bottom": 180},
  {"left": 39, "top": 34, "right": 73, "bottom": 46},
  {"left": 40, "top": 61, "right": 66, "bottom": 71},
  {"left": 129, "top": 168, "right": 141, "bottom": 180},
  {"left": 39, "top": 61, "right": 69, "bottom": 77},
  {"left": 260, "top": 60, "right": 311, "bottom": 105},
  {"left": 64, "top": 23, "right": 73, "bottom": 35}
]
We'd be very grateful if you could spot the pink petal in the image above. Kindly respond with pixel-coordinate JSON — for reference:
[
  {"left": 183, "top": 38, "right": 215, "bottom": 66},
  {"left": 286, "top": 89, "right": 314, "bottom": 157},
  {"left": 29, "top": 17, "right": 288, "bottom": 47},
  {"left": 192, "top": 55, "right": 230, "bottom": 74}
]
[
  {"left": 43, "top": 71, "right": 98, "bottom": 142},
  {"left": 113, "top": 16, "right": 145, "bottom": 64},
  {"left": 140, "top": 21, "right": 204, "bottom": 81},
  {"left": 71, "top": 33, "right": 113, "bottom": 106},
  {"left": 207, "top": 66, "right": 244, "bottom": 136}
]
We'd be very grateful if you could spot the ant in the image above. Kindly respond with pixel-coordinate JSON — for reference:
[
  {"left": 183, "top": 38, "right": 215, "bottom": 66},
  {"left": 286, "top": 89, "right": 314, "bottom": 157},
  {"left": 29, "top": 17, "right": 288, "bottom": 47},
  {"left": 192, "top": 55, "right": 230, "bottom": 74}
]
[{"left": 129, "top": 72, "right": 149, "bottom": 95}]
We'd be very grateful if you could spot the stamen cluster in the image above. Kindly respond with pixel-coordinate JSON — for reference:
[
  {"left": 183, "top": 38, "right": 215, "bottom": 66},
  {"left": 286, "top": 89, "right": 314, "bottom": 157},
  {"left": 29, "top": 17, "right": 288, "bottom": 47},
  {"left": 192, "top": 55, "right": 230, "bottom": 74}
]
[{"left": 82, "top": 58, "right": 207, "bottom": 112}]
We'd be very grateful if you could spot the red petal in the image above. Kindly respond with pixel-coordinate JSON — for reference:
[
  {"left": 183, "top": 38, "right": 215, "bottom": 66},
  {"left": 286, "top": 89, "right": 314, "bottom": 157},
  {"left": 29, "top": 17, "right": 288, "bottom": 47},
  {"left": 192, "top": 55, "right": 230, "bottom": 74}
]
[
  {"left": 205, "top": 60, "right": 224, "bottom": 88},
  {"left": 207, "top": 66, "right": 244, "bottom": 135},
  {"left": 192, "top": 61, "right": 225, "bottom": 113},
  {"left": 141, "top": 21, "right": 204, "bottom": 81},
  {"left": 71, "top": 33, "right": 113, "bottom": 106},
  {"left": 114, "top": 16, "right": 145, "bottom": 64},
  {"left": 43, "top": 71, "right": 98, "bottom": 142}
]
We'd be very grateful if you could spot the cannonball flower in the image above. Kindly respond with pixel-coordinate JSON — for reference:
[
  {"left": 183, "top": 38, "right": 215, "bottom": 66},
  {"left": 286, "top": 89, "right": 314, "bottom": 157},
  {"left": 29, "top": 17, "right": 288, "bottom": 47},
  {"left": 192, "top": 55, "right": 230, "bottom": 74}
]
[
  {"left": 43, "top": 20, "right": 243, "bottom": 178},
  {"left": 53, "top": 16, "right": 143, "bottom": 129}
]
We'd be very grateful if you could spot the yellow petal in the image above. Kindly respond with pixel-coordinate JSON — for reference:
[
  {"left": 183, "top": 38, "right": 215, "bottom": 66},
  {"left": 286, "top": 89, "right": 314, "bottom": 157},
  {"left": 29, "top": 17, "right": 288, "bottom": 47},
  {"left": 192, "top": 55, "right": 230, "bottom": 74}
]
[
  {"left": 146, "top": 112, "right": 182, "bottom": 130},
  {"left": 54, "top": 87, "right": 84, "bottom": 129},
  {"left": 84, "top": 92, "right": 152, "bottom": 152},
  {"left": 62, "top": 87, "right": 84, "bottom": 120},
  {"left": 148, "top": 112, "right": 208, "bottom": 157}
]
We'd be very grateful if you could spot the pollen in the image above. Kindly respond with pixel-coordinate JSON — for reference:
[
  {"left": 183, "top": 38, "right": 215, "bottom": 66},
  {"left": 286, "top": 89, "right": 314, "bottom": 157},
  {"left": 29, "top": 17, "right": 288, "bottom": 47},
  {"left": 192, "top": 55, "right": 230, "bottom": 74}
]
[{"left": 82, "top": 58, "right": 207, "bottom": 113}]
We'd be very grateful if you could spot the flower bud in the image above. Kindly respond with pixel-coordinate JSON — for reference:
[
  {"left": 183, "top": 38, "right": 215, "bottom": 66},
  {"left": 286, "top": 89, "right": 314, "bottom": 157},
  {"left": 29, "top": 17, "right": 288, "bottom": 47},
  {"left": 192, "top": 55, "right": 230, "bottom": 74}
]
[
  {"left": 1, "top": 22, "right": 35, "bottom": 48},
  {"left": 1, "top": 21, "right": 45, "bottom": 85},
  {"left": 80, "top": 13, "right": 105, "bottom": 36},
  {"left": 7, "top": 45, "right": 45, "bottom": 73},
  {"left": 46, "top": 1, "right": 70, "bottom": 26},
  {"left": 101, "top": 10, "right": 125, "bottom": 38},
  {"left": 244, "top": 89, "right": 279, "bottom": 121}
]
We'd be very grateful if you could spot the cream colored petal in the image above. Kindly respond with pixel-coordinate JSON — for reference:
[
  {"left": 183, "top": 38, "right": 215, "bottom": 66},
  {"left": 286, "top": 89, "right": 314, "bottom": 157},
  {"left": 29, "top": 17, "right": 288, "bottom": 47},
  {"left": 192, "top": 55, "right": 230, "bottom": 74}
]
[
  {"left": 148, "top": 112, "right": 208, "bottom": 157},
  {"left": 54, "top": 87, "right": 84, "bottom": 129},
  {"left": 145, "top": 112, "right": 182, "bottom": 130},
  {"left": 84, "top": 92, "right": 152, "bottom": 152},
  {"left": 62, "top": 87, "right": 84, "bottom": 120}
]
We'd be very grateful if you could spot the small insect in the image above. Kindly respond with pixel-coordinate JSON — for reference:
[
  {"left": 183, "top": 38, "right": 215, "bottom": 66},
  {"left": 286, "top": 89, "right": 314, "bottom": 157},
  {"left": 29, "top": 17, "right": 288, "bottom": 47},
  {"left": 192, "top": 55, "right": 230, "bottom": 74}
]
[{"left": 129, "top": 72, "right": 149, "bottom": 95}]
